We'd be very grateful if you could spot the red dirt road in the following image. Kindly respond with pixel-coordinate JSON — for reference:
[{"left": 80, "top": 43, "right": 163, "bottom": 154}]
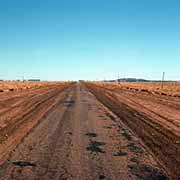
[{"left": 0, "top": 83, "right": 170, "bottom": 179}]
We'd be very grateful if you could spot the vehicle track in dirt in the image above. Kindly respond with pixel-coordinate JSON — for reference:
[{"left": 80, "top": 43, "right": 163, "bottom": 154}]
[
  {"left": 0, "top": 83, "right": 73, "bottom": 164},
  {"left": 0, "top": 83, "right": 168, "bottom": 180},
  {"left": 85, "top": 83, "right": 179, "bottom": 180}
]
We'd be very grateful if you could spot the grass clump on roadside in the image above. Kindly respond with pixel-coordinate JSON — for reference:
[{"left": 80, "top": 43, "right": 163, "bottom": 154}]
[
  {"left": 12, "top": 161, "right": 36, "bottom": 167},
  {"left": 85, "top": 132, "right": 98, "bottom": 138},
  {"left": 127, "top": 143, "right": 144, "bottom": 154},
  {"left": 113, "top": 151, "right": 128, "bottom": 156},
  {"left": 106, "top": 113, "right": 116, "bottom": 122},
  {"left": 86, "top": 140, "right": 106, "bottom": 154},
  {"left": 99, "top": 175, "right": 106, "bottom": 179},
  {"left": 121, "top": 128, "right": 132, "bottom": 141}
]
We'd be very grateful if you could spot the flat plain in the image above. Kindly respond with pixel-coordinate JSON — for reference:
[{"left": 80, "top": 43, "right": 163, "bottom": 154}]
[{"left": 0, "top": 81, "right": 179, "bottom": 180}]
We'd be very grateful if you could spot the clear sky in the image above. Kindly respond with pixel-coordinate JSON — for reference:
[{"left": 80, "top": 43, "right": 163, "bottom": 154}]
[{"left": 1, "top": 0, "right": 180, "bottom": 81}]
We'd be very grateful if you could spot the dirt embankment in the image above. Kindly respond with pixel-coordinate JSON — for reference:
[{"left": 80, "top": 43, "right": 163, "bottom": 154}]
[
  {"left": 0, "top": 83, "right": 74, "bottom": 165},
  {"left": 84, "top": 82, "right": 180, "bottom": 180}
]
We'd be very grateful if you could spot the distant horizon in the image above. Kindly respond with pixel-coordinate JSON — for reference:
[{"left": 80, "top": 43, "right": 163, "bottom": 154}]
[{"left": 0, "top": 77, "right": 179, "bottom": 82}]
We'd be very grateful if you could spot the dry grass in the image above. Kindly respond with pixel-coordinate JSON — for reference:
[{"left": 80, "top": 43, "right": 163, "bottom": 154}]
[
  {"left": 0, "top": 81, "right": 70, "bottom": 92},
  {"left": 90, "top": 82, "right": 180, "bottom": 97}
]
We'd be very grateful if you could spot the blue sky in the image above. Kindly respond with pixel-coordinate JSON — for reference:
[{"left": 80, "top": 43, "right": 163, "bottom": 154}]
[{"left": 1, "top": 0, "right": 180, "bottom": 81}]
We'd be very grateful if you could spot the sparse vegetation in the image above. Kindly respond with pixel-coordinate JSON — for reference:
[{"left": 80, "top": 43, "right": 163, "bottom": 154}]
[
  {"left": 85, "top": 132, "right": 98, "bottom": 138},
  {"left": 0, "top": 81, "right": 70, "bottom": 92},
  {"left": 128, "top": 164, "right": 169, "bottom": 180},
  {"left": 106, "top": 113, "right": 116, "bottom": 122},
  {"left": 86, "top": 140, "right": 106, "bottom": 153},
  {"left": 12, "top": 161, "right": 36, "bottom": 167},
  {"left": 127, "top": 143, "right": 144, "bottom": 154},
  {"left": 121, "top": 128, "right": 132, "bottom": 141},
  {"left": 90, "top": 82, "right": 180, "bottom": 97},
  {"left": 113, "top": 151, "right": 128, "bottom": 156}
]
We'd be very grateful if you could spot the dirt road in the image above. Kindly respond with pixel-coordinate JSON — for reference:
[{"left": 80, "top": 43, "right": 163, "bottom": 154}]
[{"left": 0, "top": 83, "right": 169, "bottom": 180}]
